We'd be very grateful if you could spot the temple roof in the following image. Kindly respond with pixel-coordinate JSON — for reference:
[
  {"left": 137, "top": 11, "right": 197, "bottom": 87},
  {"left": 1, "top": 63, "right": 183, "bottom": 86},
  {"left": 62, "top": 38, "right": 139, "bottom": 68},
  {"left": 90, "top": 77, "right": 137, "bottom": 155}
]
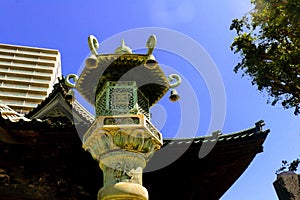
[
  {"left": 25, "top": 76, "right": 94, "bottom": 124},
  {"left": 0, "top": 117, "right": 269, "bottom": 199},
  {"left": 0, "top": 78, "right": 270, "bottom": 199},
  {"left": 0, "top": 102, "right": 30, "bottom": 122},
  {"left": 145, "top": 121, "right": 269, "bottom": 199},
  {"left": 0, "top": 77, "right": 93, "bottom": 144}
]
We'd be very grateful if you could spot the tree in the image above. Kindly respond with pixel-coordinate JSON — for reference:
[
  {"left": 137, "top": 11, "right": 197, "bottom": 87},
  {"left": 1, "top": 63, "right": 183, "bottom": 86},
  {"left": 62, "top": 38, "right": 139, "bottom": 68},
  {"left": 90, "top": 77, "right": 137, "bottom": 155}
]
[
  {"left": 276, "top": 159, "right": 300, "bottom": 175},
  {"left": 230, "top": 0, "right": 300, "bottom": 115}
]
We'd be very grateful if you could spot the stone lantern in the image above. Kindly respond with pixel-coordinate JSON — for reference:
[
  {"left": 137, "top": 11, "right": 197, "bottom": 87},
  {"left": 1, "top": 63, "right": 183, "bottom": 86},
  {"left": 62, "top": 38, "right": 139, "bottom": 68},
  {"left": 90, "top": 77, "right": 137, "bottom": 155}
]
[{"left": 74, "top": 35, "right": 181, "bottom": 200}]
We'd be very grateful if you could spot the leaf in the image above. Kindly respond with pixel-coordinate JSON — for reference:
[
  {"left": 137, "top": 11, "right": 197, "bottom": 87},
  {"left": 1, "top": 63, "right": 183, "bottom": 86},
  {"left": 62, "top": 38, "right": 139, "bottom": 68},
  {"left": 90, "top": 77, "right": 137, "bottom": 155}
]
[{"left": 229, "top": 0, "right": 300, "bottom": 115}]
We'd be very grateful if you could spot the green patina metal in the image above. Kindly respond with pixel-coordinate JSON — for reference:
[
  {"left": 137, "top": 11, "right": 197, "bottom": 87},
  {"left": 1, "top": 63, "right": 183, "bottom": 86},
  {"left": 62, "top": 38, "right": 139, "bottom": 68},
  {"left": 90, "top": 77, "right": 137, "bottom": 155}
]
[{"left": 95, "top": 81, "right": 149, "bottom": 118}]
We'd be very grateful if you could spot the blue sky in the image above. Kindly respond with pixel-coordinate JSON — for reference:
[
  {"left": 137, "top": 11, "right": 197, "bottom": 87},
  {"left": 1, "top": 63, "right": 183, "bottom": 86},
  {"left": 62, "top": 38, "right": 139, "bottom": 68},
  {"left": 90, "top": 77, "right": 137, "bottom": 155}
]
[{"left": 0, "top": 0, "right": 299, "bottom": 199}]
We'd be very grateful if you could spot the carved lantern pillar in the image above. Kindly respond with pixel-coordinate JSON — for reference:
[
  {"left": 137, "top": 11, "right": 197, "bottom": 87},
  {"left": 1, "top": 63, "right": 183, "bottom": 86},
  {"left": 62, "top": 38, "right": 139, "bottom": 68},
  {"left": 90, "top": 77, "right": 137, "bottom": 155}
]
[{"left": 73, "top": 35, "right": 181, "bottom": 200}]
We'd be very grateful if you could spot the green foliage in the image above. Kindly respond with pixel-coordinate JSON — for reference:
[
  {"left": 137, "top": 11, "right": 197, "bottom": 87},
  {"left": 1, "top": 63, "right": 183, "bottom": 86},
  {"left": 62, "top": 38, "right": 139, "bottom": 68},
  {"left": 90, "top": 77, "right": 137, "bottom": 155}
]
[
  {"left": 276, "top": 158, "right": 300, "bottom": 174},
  {"left": 230, "top": 0, "right": 300, "bottom": 115}
]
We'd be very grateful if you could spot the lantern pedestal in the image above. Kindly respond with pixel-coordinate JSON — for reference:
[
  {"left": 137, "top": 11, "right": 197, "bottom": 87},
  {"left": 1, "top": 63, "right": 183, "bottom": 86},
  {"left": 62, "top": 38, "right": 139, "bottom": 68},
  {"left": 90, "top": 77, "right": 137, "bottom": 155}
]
[{"left": 82, "top": 115, "right": 162, "bottom": 200}]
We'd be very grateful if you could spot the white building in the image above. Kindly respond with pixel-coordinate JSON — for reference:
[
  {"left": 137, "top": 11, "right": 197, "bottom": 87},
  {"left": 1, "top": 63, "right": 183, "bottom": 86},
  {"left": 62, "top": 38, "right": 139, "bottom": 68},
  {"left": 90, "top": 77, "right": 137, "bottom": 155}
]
[{"left": 0, "top": 43, "right": 61, "bottom": 114}]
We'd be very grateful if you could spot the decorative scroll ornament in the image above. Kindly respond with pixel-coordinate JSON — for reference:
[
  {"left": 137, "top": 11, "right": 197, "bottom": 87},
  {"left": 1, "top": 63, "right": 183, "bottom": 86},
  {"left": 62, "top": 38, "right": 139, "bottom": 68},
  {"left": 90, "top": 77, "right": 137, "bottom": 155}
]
[
  {"left": 65, "top": 74, "right": 79, "bottom": 100},
  {"left": 168, "top": 74, "right": 182, "bottom": 88},
  {"left": 143, "top": 35, "right": 158, "bottom": 69},
  {"left": 168, "top": 74, "right": 182, "bottom": 102},
  {"left": 146, "top": 35, "right": 157, "bottom": 55},
  {"left": 85, "top": 35, "right": 100, "bottom": 68},
  {"left": 88, "top": 35, "right": 99, "bottom": 56},
  {"left": 65, "top": 74, "right": 78, "bottom": 88}
]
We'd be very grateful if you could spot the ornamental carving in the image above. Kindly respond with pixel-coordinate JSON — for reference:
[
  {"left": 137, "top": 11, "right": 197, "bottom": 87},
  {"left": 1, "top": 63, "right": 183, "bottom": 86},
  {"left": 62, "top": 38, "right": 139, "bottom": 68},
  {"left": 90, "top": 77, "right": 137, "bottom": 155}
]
[
  {"left": 99, "top": 151, "right": 146, "bottom": 186},
  {"left": 83, "top": 126, "right": 161, "bottom": 162},
  {"left": 113, "top": 162, "right": 142, "bottom": 184}
]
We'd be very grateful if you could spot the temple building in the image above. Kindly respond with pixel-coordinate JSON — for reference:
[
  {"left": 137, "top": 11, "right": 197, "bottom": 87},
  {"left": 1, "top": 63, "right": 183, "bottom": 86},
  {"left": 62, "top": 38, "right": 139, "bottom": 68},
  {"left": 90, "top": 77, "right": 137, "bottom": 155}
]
[{"left": 0, "top": 42, "right": 269, "bottom": 200}]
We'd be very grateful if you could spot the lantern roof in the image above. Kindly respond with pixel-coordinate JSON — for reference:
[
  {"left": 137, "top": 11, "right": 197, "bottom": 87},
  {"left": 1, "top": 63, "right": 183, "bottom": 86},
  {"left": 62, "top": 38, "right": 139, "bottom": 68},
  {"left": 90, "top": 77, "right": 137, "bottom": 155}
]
[{"left": 76, "top": 35, "right": 171, "bottom": 107}]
